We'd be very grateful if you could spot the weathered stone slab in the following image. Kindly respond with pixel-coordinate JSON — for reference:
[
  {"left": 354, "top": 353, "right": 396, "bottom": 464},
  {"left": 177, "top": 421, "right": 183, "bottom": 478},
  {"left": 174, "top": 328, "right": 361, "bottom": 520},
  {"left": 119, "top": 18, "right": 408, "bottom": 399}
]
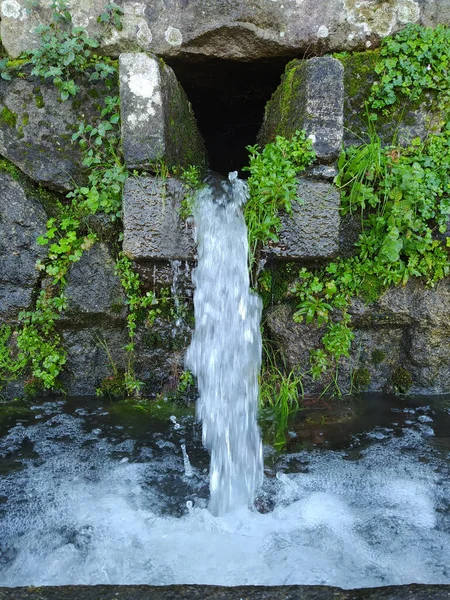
[
  {"left": 258, "top": 57, "right": 344, "bottom": 164},
  {"left": 63, "top": 243, "right": 127, "bottom": 324},
  {"left": 0, "top": 73, "right": 115, "bottom": 191},
  {"left": 119, "top": 53, "right": 206, "bottom": 171},
  {"left": 0, "top": 170, "right": 48, "bottom": 323},
  {"left": 265, "top": 177, "right": 340, "bottom": 261},
  {"left": 122, "top": 176, "right": 196, "bottom": 262},
  {"left": 3, "top": 0, "right": 450, "bottom": 60}
]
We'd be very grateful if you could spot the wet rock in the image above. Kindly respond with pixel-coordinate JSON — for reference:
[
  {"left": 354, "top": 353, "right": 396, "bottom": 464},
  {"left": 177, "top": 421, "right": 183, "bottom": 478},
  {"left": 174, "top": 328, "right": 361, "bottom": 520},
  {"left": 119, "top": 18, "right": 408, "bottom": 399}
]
[
  {"left": 0, "top": 72, "right": 116, "bottom": 191},
  {"left": 60, "top": 326, "right": 128, "bottom": 396},
  {"left": 268, "top": 279, "right": 450, "bottom": 395},
  {"left": 122, "top": 176, "right": 196, "bottom": 262},
  {"left": 63, "top": 243, "right": 127, "bottom": 325},
  {"left": 265, "top": 303, "right": 325, "bottom": 394},
  {"left": 0, "top": 584, "right": 449, "bottom": 599},
  {"left": 119, "top": 53, "right": 206, "bottom": 172},
  {"left": 0, "top": 170, "right": 48, "bottom": 323},
  {"left": 3, "top": 0, "right": 450, "bottom": 60},
  {"left": 265, "top": 177, "right": 340, "bottom": 261},
  {"left": 259, "top": 57, "right": 344, "bottom": 165},
  {"left": 134, "top": 317, "right": 192, "bottom": 397}
]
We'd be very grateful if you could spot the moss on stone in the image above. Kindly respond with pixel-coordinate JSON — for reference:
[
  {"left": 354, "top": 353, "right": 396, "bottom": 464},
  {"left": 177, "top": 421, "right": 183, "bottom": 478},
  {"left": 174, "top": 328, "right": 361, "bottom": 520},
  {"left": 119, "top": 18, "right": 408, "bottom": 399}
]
[
  {"left": 339, "top": 49, "right": 443, "bottom": 144},
  {"left": 0, "top": 155, "right": 62, "bottom": 215},
  {"left": 371, "top": 348, "right": 386, "bottom": 365},
  {"left": 35, "top": 93, "right": 45, "bottom": 109},
  {"left": 392, "top": 365, "right": 413, "bottom": 394},
  {"left": 353, "top": 367, "right": 371, "bottom": 390},
  {"left": 0, "top": 106, "right": 17, "bottom": 128},
  {"left": 258, "top": 59, "right": 304, "bottom": 144}
]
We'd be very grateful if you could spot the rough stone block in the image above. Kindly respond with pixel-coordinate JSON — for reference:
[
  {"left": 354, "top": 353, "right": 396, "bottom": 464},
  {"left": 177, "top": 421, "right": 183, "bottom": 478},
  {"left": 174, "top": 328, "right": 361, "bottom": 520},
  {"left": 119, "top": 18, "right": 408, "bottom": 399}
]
[
  {"left": 119, "top": 53, "right": 206, "bottom": 171},
  {"left": 0, "top": 73, "right": 116, "bottom": 191},
  {"left": 265, "top": 177, "right": 340, "bottom": 261},
  {"left": 258, "top": 57, "right": 344, "bottom": 164},
  {"left": 63, "top": 243, "right": 127, "bottom": 324},
  {"left": 122, "top": 175, "right": 196, "bottom": 262},
  {"left": 0, "top": 171, "right": 48, "bottom": 323}
]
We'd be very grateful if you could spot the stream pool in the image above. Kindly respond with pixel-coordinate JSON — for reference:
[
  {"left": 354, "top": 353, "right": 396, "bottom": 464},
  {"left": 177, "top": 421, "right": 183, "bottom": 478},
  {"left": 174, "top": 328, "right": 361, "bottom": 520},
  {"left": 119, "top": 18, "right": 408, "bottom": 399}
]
[{"left": 0, "top": 395, "right": 449, "bottom": 589}]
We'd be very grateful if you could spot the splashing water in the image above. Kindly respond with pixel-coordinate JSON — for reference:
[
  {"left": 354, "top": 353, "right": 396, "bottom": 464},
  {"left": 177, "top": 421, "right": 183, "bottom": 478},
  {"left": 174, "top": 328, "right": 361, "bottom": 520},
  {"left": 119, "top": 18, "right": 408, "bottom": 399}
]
[{"left": 185, "top": 172, "right": 263, "bottom": 515}]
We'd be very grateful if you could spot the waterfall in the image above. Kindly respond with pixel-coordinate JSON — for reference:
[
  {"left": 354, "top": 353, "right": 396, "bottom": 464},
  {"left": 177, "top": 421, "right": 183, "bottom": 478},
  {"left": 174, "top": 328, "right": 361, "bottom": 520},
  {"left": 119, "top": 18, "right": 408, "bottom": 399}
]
[{"left": 186, "top": 172, "right": 263, "bottom": 516}]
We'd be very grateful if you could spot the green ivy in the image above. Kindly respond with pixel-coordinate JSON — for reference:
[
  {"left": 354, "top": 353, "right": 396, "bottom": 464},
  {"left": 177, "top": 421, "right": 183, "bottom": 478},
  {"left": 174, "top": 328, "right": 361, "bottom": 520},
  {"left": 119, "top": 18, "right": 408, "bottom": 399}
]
[
  {"left": 114, "top": 254, "right": 165, "bottom": 397},
  {"left": 243, "top": 130, "right": 315, "bottom": 284}
]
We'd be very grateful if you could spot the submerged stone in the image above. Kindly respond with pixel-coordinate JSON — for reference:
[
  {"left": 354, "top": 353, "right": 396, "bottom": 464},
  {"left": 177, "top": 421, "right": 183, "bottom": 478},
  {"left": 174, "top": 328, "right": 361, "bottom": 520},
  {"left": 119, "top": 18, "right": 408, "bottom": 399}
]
[{"left": 0, "top": 584, "right": 449, "bottom": 599}]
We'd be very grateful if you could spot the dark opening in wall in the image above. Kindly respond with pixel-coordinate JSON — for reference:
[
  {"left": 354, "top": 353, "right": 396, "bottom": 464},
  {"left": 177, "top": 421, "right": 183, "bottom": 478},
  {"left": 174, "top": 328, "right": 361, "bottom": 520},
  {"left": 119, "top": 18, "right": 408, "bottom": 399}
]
[{"left": 166, "top": 57, "right": 290, "bottom": 176}]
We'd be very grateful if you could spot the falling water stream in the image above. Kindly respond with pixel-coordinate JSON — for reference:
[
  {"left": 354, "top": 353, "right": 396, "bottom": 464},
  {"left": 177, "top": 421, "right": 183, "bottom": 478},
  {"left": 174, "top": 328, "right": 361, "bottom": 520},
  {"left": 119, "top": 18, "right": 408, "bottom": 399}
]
[
  {"left": 1, "top": 175, "right": 450, "bottom": 588},
  {"left": 186, "top": 172, "right": 263, "bottom": 515}
]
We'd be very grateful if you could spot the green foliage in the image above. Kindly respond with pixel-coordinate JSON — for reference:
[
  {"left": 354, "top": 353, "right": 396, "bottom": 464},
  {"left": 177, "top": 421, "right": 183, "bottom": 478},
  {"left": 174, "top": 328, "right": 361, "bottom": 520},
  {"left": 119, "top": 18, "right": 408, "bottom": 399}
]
[
  {"left": 288, "top": 24, "right": 450, "bottom": 396},
  {"left": 0, "top": 326, "right": 27, "bottom": 383},
  {"left": 70, "top": 94, "right": 126, "bottom": 220},
  {"left": 178, "top": 369, "right": 194, "bottom": 394},
  {"left": 370, "top": 24, "right": 450, "bottom": 116},
  {"left": 178, "top": 164, "right": 205, "bottom": 219},
  {"left": 24, "top": 0, "right": 117, "bottom": 101},
  {"left": 0, "top": 1, "right": 128, "bottom": 394},
  {"left": 115, "top": 254, "right": 166, "bottom": 397},
  {"left": 259, "top": 359, "right": 303, "bottom": 450},
  {"left": 17, "top": 291, "right": 67, "bottom": 391},
  {"left": 97, "top": 3, "right": 124, "bottom": 32},
  {"left": 243, "top": 130, "right": 315, "bottom": 284}
]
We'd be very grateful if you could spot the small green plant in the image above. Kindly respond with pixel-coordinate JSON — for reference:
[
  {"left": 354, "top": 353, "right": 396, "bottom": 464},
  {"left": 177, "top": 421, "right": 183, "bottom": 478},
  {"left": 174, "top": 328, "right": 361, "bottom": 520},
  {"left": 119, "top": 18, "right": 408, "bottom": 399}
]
[
  {"left": 243, "top": 130, "right": 315, "bottom": 285},
  {"left": 24, "top": 0, "right": 117, "bottom": 101},
  {"left": 115, "top": 254, "right": 166, "bottom": 396},
  {"left": 97, "top": 2, "right": 124, "bottom": 32},
  {"left": 178, "top": 369, "right": 194, "bottom": 394},
  {"left": 258, "top": 346, "right": 304, "bottom": 450},
  {"left": 392, "top": 366, "right": 413, "bottom": 394},
  {"left": 178, "top": 164, "right": 205, "bottom": 219},
  {"left": 370, "top": 23, "right": 450, "bottom": 116},
  {"left": 17, "top": 291, "right": 67, "bottom": 390},
  {"left": 0, "top": 326, "right": 27, "bottom": 384}
]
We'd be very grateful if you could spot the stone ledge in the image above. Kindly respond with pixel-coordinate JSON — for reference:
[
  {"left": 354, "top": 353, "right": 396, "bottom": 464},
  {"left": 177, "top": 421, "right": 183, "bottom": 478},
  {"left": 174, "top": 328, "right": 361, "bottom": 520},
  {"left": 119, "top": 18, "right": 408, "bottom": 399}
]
[{"left": 0, "top": 584, "right": 449, "bottom": 599}]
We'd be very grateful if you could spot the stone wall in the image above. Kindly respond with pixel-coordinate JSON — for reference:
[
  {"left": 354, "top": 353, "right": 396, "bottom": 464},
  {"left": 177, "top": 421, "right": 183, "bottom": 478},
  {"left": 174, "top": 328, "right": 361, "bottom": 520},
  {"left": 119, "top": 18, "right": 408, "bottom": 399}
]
[{"left": 1, "top": 8, "right": 450, "bottom": 398}]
